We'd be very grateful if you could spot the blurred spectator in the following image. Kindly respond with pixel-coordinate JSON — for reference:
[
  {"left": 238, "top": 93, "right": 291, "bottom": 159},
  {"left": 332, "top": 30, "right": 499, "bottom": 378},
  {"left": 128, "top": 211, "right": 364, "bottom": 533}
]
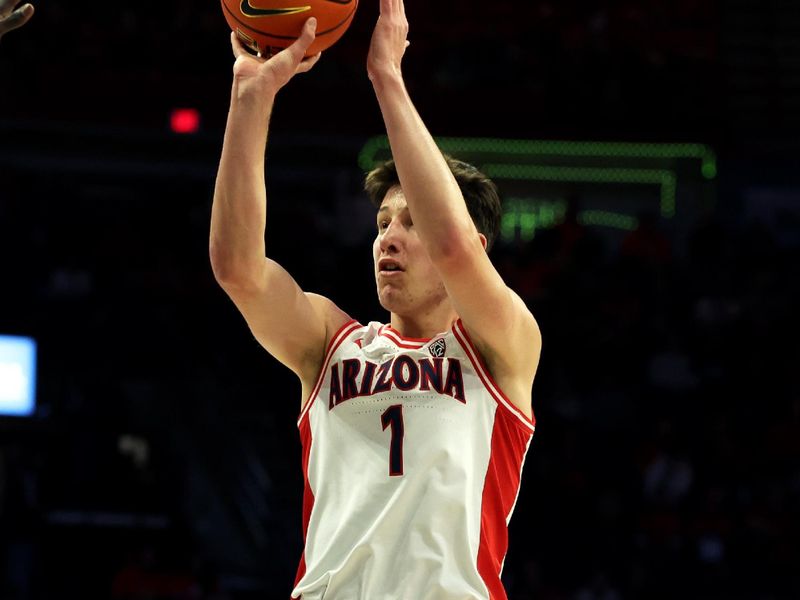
[{"left": 620, "top": 210, "right": 671, "bottom": 266}]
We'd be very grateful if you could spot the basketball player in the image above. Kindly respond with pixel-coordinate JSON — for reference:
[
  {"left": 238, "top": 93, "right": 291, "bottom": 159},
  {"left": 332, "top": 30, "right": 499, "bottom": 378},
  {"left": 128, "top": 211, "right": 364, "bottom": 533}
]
[
  {"left": 210, "top": 0, "right": 541, "bottom": 597},
  {"left": 0, "top": 1, "right": 33, "bottom": 41}
]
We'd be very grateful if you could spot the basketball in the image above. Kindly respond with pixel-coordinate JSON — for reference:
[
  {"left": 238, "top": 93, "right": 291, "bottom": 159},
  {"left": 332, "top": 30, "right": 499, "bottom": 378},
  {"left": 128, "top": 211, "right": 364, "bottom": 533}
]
[{"left": 221, "top": 0, "right": 358, "bottom": 57}]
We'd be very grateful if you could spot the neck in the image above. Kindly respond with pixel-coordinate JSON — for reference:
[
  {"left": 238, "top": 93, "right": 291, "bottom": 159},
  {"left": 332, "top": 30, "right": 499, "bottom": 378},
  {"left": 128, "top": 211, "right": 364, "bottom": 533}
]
[{"left": 389, "top": 304, "right": 459, "bottom": 339}]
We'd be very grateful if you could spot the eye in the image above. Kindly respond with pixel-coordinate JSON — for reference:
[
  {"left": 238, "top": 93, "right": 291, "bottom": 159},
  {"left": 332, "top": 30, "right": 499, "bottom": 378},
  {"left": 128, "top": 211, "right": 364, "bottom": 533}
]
[{"left": 377, "top": 220, "right": 390, "bottom": 231}]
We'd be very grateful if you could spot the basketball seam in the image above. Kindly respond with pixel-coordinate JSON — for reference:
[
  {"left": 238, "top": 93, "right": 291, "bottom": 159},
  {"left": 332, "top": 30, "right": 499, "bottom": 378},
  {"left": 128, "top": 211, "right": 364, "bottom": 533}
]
[{"left": 222, "top": 1, "right": 357, "bottom": 41}]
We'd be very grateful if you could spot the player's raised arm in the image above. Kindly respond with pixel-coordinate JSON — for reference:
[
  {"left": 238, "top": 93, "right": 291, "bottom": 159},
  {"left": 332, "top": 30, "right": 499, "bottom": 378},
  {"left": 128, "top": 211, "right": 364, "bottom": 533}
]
[
  {"left": 210, "top": 20, "right": 349, "bottom": 388},
  {"left": 366, "top": 0, "right": 540, "bottom": 415}
]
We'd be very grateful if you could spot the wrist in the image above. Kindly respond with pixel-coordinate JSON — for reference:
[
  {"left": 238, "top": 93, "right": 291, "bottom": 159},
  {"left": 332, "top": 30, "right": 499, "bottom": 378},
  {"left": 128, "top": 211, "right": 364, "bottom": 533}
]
[
  {"left": 232, "top": 77, "right": 279, "bottom": 106},
  {"left": 369, "top": 69, "right": 405, "bottom": 94}
]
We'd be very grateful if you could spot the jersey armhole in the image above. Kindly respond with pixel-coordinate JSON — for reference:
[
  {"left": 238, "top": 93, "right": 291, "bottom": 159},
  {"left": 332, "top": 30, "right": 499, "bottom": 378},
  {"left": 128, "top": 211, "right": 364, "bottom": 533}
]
[
  {"left": 297, "top": 319, "right": 362, "bottom": 427},
  {"left": 452, "top": 318, "right": 536, "bottom": 433}
]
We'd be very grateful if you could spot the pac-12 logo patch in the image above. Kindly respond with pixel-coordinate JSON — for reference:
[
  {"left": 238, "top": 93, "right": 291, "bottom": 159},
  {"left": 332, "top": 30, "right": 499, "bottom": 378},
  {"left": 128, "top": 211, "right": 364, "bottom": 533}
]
[{"left": 428, "top": 338, "right": 446, "bottom": 358}]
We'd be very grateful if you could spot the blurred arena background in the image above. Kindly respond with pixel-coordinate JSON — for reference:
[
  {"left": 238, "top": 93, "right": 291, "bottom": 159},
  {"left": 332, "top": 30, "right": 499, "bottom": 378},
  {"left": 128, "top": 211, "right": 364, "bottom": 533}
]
[{"left": 0, "top": 1, "right": 798, "bottom": 598}]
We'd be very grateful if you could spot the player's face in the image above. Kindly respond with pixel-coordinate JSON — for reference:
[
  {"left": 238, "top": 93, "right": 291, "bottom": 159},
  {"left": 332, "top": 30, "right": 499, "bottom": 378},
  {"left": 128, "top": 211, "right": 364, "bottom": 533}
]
[{"left": 373, "top": 187, "right": 449, "bottom": 316}]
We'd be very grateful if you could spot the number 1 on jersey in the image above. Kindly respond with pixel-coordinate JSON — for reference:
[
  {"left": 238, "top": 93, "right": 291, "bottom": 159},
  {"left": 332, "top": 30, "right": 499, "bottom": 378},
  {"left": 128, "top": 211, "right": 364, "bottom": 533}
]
[{"left": 381, "top": 404, "right": 404, "bottom": 476}]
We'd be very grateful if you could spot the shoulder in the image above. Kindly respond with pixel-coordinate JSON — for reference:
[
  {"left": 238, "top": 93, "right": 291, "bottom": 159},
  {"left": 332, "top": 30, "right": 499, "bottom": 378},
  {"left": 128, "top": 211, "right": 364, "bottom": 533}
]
[
  {"left": 457, "top": 292, "right": 541, "bottom": 418},
  {"left": 300, "top": 293, "right": 357, "bottom": 381},
  {"left": 456, "top": 313, "right": 540, "bottom": 379},
  {"left": 462, "top": 290, "right": 540, "bottom": 370},
  {"left": 305, "top": 293, "right": 352, "bottom": 329}
]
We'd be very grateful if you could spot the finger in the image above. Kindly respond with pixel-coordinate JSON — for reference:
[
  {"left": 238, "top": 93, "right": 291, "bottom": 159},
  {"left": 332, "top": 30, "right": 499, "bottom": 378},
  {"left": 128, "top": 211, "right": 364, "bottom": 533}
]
[
  {"left": 379, "top": 0, "right": 392, "bottom": 17},
  {"left": 296, "top": 51, "right": 322, "bottom": 74},
  {"left": 0, "top": 3, "right": 33, "bottom": 35},
  {"left": 230, "top": 31, "right": 245, "bottom": 58},
  {"left": 285, "top": 17, "right": 317, "bottom": 63},
  {"left": 231, "top": 30, "right": 267, "bottom": 63},
  {"left": 0, "top": 0, "right": 18, "bottom": 19}
]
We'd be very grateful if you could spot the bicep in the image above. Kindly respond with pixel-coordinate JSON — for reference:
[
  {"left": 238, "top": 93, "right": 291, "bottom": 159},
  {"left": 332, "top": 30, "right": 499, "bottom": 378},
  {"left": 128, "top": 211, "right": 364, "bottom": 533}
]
[{"left": 221, "top": 258, "right": 348, "bottom": 381}]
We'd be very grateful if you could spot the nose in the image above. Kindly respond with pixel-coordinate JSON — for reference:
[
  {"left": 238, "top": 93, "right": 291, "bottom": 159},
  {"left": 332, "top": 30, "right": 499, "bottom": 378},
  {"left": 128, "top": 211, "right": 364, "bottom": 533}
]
[{"left": 379, "top": 219, "right": 403, "bottom": 254}]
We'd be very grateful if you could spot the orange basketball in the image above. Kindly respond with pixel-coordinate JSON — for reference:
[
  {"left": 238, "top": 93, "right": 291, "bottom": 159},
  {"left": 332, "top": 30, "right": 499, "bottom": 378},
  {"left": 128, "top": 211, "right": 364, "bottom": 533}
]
[{"left": 222, "top": 0, "right": 358, "bottom": 57}]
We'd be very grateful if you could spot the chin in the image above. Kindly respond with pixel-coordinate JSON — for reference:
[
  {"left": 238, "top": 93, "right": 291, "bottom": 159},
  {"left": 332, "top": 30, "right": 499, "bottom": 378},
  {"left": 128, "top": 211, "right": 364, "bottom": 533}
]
[{"left": 377, "top": 287, "right": 406, "bottom": 314}]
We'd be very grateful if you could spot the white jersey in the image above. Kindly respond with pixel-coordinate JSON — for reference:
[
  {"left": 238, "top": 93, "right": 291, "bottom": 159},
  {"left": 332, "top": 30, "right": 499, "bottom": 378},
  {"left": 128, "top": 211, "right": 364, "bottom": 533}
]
[{"left": 292, "top": 319, "right": 536, "bottom": 600}]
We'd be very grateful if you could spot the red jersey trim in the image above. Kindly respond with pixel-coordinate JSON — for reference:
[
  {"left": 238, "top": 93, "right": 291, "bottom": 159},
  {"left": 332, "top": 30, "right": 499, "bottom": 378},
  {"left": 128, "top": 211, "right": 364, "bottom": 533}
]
[
  {"left": 297, "top": 319, "right": 362, "bottom": 427},
  {"left": 378, "top": 325, "right": 427, "bottom": 349},
  {"left": 476, "top": 413, "right": 533, "bottom": 600},
  {"left": 452, "top": 319, "right": 536, "bottom": 433},
  {"left": 292, "top": 415, "right": 315, "bottom": 595}
]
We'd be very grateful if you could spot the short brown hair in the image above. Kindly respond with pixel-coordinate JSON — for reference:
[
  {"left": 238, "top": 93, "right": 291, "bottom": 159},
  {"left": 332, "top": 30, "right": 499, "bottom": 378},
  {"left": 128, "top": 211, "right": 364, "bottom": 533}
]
[{"left": 364, "top": 155, "right": 502, "bottom": 252}]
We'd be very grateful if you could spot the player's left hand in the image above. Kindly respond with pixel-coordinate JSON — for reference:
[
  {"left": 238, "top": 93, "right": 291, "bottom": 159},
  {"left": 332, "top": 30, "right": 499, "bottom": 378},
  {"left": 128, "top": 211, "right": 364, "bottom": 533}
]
[
  {"left": 367, "top": 0, "right": 410, "bottom": 84},
  {"left": 0, "top": 1, "right": 33, "bottom": 41}
]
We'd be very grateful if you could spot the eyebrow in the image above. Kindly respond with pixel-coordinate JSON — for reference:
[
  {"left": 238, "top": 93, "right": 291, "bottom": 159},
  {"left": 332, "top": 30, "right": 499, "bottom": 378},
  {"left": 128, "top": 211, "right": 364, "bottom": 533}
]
[{"left": 377, "top": 206, "right": 389, "bottom": 213}]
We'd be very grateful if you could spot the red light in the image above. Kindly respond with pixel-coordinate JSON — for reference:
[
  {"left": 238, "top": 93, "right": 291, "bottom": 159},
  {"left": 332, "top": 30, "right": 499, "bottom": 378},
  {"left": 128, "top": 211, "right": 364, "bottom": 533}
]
[{"left": 170, "top": 108, "right": 201, "bottom": 134}]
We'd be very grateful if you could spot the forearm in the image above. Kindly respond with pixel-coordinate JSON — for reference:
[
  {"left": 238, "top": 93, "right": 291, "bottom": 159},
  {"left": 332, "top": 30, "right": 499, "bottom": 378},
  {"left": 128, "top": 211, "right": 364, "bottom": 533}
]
[
  {"left": 372, "top": 76, "right": 477, "bottom": 256},
  {"left": 210, "top": 81, "right": 277, "bottom": 283}
]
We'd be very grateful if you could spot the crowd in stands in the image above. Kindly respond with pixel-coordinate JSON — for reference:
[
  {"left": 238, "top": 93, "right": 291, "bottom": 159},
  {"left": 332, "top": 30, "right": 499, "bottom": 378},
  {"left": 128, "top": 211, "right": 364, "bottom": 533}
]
[
  {"left": 1, "top": 164, "right": 797, "bottom": 598},
  {"left": 2, "top": 1, "right": 797, "bottom": 598},
  {"left": 1, "top": 0, "right": 718, "bottom": 140}
]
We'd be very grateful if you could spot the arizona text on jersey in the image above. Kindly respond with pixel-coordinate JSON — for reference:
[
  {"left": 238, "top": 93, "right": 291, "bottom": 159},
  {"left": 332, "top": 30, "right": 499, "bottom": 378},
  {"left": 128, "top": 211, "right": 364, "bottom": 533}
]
[{"left": 292, "top": 319, "right": 536, "bottom": 600}]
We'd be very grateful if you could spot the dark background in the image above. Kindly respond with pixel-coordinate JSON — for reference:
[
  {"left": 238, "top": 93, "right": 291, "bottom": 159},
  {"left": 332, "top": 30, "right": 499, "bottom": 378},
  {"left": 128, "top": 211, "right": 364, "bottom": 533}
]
[{"left": 1, "top": 1, "right": 799, "bottom": 599}]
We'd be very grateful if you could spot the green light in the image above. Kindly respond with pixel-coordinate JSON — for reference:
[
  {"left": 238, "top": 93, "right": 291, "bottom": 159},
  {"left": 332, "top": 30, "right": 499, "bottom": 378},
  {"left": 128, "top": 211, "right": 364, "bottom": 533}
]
[
  {"left": 501, "top": 211, "right": 517, "bottom": 241},
  {"left": 577, "top": 210, "right": 639, "bottom": 230},
  {"left": 702, "top": 161, "right": 717, "bottom": 179},
  {"left": 661, "top": 172, "right": 677, "bottom": 217},
  {"left": 485, "top": 164, "right": 677, "bottom": 218},
  {"left": 519, "top": 211, "right": 537, "bottom": 241},
  {"left": 500, "top": 198, "right": 638, "bottom": 242},
  {"left": 359, "top": 136, "right": 717, "bottom": 181},
  {"left": 501, "top": 197, "right": 568, "bottom": 241},
  {"left": 358, "top": 136, "right": 391, "bottom": 171},
  {"left": 358, "top": 136, "right": 716, "bottom": 223}
]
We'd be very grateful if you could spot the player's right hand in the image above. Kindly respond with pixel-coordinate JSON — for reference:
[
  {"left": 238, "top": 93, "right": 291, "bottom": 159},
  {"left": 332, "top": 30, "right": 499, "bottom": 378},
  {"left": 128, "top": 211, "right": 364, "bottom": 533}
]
[
  {"left": 367, "top": 0, "right": 409, "bottom": 85},
  {"left": 0, "top": 1, "right": 34, "bottom": 41},
  {"left": 230, "top": 18, "right": 322, "bottom": 95}
]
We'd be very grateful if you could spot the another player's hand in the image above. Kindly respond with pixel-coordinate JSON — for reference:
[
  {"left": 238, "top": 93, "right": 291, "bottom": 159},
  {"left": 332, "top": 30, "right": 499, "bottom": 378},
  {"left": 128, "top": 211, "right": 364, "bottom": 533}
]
[
  {"left": 0, "top": 1, "right": 34, "bottom": 41},
  {"left": 230, "top": 18, "right": 321, "bottom": 95},
  {"left": 367, "top": 0, "right": 409, "bottom": 84}
]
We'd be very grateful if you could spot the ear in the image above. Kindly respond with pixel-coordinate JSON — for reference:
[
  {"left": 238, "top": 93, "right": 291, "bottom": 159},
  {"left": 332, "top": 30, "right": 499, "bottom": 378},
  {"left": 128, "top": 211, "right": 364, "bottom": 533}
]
[{"left": 478, "top": 233, "right": 488, "bottom": 251}]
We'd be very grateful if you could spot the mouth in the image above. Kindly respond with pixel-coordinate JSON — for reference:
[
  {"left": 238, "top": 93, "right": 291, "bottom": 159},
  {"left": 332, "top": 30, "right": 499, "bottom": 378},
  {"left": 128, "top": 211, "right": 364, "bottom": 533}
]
[{"left": 378, "top": 258, "right": 404, "bottom": 276}]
